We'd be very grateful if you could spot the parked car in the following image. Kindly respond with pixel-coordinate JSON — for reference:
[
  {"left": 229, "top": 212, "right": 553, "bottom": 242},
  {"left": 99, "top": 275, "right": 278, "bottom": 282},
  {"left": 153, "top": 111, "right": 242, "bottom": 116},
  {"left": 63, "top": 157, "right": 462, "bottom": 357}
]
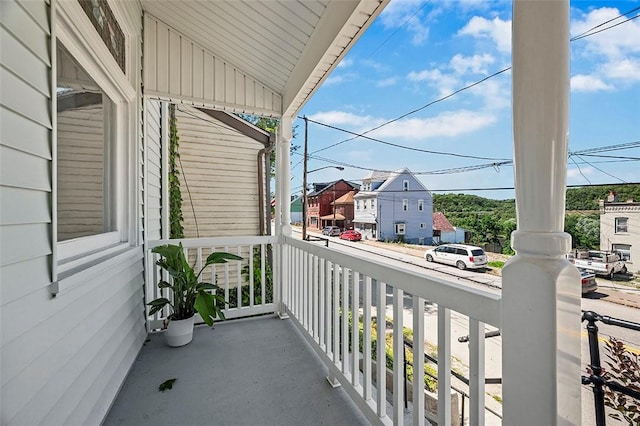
[
  {"left": 424, "top": 244, "right": 487, "bottom": 270},
  {"left": 339, "top": 230, "right": 362, "bottom": 241},
  {"left": 579, "top": 268, "right": 598, "bottom": 295},
  {"left": 322, "top": 226, "right": 341, "bottom": 236}
]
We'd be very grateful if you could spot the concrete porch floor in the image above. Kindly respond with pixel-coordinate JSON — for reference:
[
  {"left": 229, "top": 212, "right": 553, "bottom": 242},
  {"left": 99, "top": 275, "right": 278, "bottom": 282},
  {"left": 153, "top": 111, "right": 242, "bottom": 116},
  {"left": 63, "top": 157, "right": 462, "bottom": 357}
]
[{"left": 104, "top": 315, "right": 369, "bottom": 426}]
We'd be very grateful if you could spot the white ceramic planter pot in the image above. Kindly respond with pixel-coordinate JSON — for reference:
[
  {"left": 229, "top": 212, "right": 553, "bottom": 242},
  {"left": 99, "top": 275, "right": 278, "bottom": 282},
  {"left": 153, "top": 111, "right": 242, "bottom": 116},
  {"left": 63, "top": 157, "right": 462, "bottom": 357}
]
[{"left": 165, "top": 316, "right": 195, "bottom": 347}]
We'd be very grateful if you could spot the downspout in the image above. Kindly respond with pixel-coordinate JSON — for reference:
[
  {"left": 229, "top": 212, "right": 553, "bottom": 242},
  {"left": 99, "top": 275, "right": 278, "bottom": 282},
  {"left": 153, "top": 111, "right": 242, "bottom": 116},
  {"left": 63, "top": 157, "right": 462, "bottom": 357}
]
[{"left": 258, "top": 133, "right": 276, "bottom": 236}]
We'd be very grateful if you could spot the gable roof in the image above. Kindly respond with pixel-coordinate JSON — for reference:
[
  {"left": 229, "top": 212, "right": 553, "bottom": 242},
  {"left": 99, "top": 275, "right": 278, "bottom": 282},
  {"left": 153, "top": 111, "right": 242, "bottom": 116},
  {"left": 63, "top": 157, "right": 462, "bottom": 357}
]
[
  {"left": 376, "top": 168, "right": 430, "bottom": 192},
  {"left": 433, "top": 212, "right": 456, "bottom": 232},
  {"left": 332, "top": 190, "right": 357, "bottom": 205},
  {"left": 307, "top": 179, "right": 359, "bottom": 197},
  {"left": 362, "top": 170, "right": 390, "bottom": 182}
]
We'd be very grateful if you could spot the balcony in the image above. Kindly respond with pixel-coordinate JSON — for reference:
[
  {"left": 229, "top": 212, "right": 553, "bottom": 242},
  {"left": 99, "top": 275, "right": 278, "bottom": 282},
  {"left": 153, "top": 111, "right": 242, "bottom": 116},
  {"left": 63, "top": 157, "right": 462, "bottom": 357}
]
[{"left": 106, "top": 235, "right": 501, "bottom": 425}]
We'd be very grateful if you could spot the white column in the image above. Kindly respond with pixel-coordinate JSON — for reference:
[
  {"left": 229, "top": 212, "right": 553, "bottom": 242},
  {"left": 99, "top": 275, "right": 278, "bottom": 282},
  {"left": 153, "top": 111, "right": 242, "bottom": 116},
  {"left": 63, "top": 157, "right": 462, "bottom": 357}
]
[
  {"left": 502, "top": 1, "right": 581, "bottom": 425},
  {"left": 275, "top": 115, "right": 293, "bottom": 237},
  {"left": 275, "top": 115, "right": 293, "bottom": 318}
]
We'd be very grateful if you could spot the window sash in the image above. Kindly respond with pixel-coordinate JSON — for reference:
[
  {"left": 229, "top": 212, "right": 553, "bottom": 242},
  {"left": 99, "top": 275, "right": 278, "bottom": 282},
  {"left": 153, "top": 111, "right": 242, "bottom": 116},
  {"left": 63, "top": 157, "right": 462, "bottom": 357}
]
[{"left": 615, "top": 218, "right": 628, "bottom": 233}]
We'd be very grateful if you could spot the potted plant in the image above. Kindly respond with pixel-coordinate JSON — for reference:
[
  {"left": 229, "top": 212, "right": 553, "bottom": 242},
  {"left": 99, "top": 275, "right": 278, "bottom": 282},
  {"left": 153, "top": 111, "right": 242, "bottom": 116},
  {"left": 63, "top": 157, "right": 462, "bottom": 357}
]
[{"left": 147, "top": 243, "right": 242, "bottom": 347}]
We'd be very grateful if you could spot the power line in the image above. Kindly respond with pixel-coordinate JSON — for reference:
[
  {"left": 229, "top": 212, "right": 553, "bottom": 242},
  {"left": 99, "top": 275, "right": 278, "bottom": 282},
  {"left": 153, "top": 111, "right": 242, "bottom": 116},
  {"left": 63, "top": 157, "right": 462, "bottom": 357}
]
[
  {"left": 304, "top": 117, "right": 511, "bottom": 161},
  {"left": 571, "top": 6, "right": 640, "bottom": 40},
  {"left": 574, "top": 155, "right": 627, "bottom": 183},
  {"left": 306, "top": 9, "right": 639, "bottom": 156}
]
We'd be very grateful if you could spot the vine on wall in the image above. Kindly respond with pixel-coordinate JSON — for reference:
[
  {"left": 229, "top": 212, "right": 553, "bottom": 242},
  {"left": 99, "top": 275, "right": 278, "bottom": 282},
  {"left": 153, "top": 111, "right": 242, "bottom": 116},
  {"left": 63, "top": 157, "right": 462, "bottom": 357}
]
[{"left": 168, "top": 104, "right": 184, "bottom": 238}]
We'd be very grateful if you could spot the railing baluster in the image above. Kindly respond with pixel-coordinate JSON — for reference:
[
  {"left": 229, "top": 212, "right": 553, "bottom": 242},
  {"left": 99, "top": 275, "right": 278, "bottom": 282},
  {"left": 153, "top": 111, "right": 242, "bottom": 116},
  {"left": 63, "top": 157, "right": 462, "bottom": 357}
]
[
  {"left": 376, "top": 280, "right": 387, "bottom": 418},
  {"left": 236, "top": 245, "right": 242, "bottom": 308},
  {"left": 342, "top": 266, "right": 349, "bottom": 376},
  {"left": 325, "top": 259, "right": 332, "bottom": 357},
  {"left": 352, "top": 271, "right": 360, "bottom": 387},
  {"left": 249, "top": 244, "right": 254, "bottom": 307},
  {"left": 319, "top": 257, "right": 325, "bottom": 349},
  {"left": 363, "top": 276, "right": 372, "bottom": 401},
  {"left": 260, "top": 244, "right": 266, "bottom": 306},
  {"left": 413, "top": 296, "right": 425, "bottom": 426},
  {"left": 303, "top": 251, "right": 308, "bottom": 329},
  {"left": 333, "top": 262, "right": 340, "bottom": 365},
  {"left": 438, "top": 306, "right": 452, "bottom": 426},
  {"left": 313, "top": 254, "right": 319, "bottom": 341},
  {"left": 469, "top": 318, "right": 486, "bottom": 426},
  {"left": 224, "top": 245, "right": 230, "bottom": 308},
  {"left": 393, "top": 287, "right": 404, "bottom": 426}
]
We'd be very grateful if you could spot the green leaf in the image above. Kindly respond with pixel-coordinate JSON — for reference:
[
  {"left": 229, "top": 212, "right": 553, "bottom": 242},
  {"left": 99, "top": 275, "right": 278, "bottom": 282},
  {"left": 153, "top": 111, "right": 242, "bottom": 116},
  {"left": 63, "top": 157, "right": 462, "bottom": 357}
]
[
  {"left": 204, "top": 252, "right": 243, "bottom": 266},
  {"left": 157, "top": 280, "right": 172, "bottom": 289},
  {"left": 148, "top": 298, "right": 170, "bottom": 306},
  {"left": 194, "top": 292, "right": 217, "bottom": 326},
  {"left": 196, "top": 282, "right": 217, "bottom": 291},
  {"left": 158, "top": 378, "right": 176, "bottom": 392}
]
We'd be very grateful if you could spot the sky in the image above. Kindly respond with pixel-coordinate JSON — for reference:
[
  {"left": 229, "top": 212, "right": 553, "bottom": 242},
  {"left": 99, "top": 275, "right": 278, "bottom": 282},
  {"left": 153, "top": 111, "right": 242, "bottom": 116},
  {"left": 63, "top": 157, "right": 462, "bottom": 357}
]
[{"left": 291, "top": 0, "right": 640, "bottom": 200}]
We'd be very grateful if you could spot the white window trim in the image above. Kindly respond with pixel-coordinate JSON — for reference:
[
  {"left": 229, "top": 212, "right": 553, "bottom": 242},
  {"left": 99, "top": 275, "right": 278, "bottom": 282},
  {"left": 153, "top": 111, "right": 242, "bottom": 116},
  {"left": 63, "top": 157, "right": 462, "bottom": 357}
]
[
  {"left": 419, "top": 223, "right": 426, "bottom": 229},
  {"left": 53, "top": 1, "right": 137, "bottom": 290},
  {"left": 403, "top": 180, "right": 409, "bottom": 191},
  {"left": 395, "top": 223, "right": 406, "bottom": 235},
  {"left": 418, "top": 199, "right": 424, "bottom": 212},
  {"left": 615, "top": 217, "right": 628, "bottom": 233},
  {"left": 402, "top": 199, "right": 409, "bottom": 211}
]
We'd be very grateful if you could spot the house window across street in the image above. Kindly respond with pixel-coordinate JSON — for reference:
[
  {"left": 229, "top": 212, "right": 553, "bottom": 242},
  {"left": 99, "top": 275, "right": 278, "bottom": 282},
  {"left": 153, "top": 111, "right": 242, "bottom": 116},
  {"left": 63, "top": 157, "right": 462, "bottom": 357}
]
[
  {"left": 615, "top": 217, "right": 628, "bottom": 233},
  {"left": 395, "top": 223, "right": 406, "bottom": 235},
  {"left": 403, "top": 180, "right": 409, "bottom": 191},
  {"left": 419, "top": 223, "right": 426, "bottom": 229},
  {"left": 613, "top": 244, "right": 631, "bottom": 261},
  {"left": 418, "top": 199, "right": 424, "bottom": 212},
  {"left": 402, "top": 199, "right": 408, "bottom": 211}
]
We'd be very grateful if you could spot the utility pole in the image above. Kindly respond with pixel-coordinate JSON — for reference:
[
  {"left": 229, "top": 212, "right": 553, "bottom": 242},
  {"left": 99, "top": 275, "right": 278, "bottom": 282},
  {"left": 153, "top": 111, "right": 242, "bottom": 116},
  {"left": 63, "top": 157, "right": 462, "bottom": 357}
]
[{"left": 302, "top": 116, "right": 308, "bottom": 240}]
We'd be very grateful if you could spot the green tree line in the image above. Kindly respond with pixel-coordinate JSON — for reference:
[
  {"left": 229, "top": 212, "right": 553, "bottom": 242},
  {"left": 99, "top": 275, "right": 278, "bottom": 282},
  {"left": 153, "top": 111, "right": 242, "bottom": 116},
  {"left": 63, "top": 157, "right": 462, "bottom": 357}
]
[{"left": 433, "top": 184, "right": 640, "bottom": 253}]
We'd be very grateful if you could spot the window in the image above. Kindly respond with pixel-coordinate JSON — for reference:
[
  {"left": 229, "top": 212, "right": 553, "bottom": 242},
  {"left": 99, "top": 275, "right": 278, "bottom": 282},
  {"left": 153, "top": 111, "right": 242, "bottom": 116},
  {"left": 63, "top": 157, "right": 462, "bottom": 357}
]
[
  {"left": 395, "top": 223, "right": 406, "bottom": 235},
  {"left": 418, "top": 199, "right": 424, "bottom": 212},
  {"left": 402, "top": 199, "right": 408, "bottom": 211},
  {"left": 403, "top": 180, "right": 409, "bottom": 191},
  {"left": 57, "top": 43, "right": 115, "bottom": 243},
  {"left": 613, "top": 244, "right": 631, "bottom": 261},
  {"left": 363, "top": 200, "right": 367, "bottom": 209},
  {"left": 615, "top": 217, "right": 628, "bottom": 233},
  {"left": 419, "top": 223, "right": 426, "bottom": 229},
  {"left": 371, "top": 200, "right": 375, "bottom": 210}
]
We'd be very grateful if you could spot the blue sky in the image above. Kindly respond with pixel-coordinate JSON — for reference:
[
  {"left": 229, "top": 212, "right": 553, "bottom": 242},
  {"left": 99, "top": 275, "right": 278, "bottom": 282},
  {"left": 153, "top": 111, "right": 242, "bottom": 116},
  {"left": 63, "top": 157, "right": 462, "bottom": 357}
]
[{"left": 292, "top": 0, "right": 640, "bottom": 200}]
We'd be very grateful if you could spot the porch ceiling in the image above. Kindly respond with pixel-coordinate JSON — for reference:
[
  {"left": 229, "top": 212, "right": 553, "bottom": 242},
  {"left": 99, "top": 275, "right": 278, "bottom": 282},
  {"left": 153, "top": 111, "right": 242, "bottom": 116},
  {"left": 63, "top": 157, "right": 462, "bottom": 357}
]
[{"left": 141, "top": 0, "right": 387, "bottom": 117}]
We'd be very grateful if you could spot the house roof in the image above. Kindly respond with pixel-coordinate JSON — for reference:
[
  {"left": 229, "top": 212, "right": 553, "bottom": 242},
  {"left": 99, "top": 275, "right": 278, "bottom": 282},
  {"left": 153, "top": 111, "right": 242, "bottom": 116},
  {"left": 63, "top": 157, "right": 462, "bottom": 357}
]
[
  {"left": 332, "top": 190, "right": 357, "bottom": 205},
  {"left": 362, "top": 170, "right": 390, "bottom": 182},
  {"left": 432, "top": 212, "right": 456, "bottom": 232},
  {"left": 376, "top": 168, "right": 430, "bottom": 193},
  {"left": 320, "top": 213, "right": 346, "bottom": 220},
  {"left": 307, "top": 179, "right": 359, "bottom": 197},
  {"left": 140, "top": 1, "right": 388, "bottom": 117}
]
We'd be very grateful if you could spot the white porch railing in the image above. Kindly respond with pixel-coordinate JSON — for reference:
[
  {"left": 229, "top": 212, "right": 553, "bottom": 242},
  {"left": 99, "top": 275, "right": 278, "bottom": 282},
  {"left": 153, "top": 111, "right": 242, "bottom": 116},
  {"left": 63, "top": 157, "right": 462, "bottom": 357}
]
[
  {"left": 282, "top": 236, "right": 502, "bottom": 426},
  {"left": 145, "top": 236, "right": 279, "bottom": 330}
]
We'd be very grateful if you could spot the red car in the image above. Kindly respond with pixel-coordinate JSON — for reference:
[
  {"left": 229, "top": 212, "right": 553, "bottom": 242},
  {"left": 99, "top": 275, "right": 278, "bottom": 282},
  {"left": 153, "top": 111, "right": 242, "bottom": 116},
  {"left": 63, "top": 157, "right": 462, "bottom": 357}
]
[{"left": 339, "top": 230, "right": 362, "bottom": 241}]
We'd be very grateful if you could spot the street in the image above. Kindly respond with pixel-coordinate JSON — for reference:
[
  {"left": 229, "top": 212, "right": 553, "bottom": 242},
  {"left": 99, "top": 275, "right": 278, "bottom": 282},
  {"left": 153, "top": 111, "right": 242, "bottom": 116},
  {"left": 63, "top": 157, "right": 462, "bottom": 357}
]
[{"left": 295, "top": 229, "right": 640, "bottom": 425}]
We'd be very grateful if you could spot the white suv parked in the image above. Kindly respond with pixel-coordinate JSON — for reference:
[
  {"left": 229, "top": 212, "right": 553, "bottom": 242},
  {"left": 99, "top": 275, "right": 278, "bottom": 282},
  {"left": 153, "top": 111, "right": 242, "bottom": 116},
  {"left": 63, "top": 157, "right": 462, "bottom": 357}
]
[{"left": 424, "top": 244, "right": 487, "bottom": 270}]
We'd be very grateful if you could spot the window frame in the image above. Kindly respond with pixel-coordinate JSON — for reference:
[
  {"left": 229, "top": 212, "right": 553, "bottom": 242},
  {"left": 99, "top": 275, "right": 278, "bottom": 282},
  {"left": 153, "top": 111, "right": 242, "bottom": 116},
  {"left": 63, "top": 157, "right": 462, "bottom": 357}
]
[
  {"left": 402, "top": 199, "right": 409, "bottom": 211},
  {"left": 403, "top": 180, "right": 409, "bottom": 191},
  {"left": 615, "top": 217, "right": 628, "bottom": 233},
  {"left": 418, "top": 199, "right": 424, "bottom": 212},
  {"left": 53, "top": 2, "right": 137, "bottom": 283},
  {"left": 419, "top": 223, "right": 426, "bottom": 229},
  {"left": 395, "top": 223, "right": 406, "bottom": 235}
]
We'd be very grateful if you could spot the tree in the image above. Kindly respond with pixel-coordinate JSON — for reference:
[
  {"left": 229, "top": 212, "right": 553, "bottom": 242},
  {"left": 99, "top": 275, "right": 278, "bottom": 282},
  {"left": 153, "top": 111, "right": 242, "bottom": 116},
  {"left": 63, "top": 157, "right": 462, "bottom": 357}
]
[
  {"left": 237, "top": 114, "right": 299, "bottom": 177},
  {"left": 565, "top": 213, "right": 599, "bottom": 249}
]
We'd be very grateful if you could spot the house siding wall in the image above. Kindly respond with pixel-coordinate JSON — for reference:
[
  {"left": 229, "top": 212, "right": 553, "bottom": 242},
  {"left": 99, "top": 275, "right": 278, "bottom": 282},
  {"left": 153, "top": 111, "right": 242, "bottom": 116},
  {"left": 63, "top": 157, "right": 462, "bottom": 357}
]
[
  {"left": 1, "top": 1, "right": 146, "bottom": 425},
  {"left": 376, "top": 173, "right": 433, "bottom": 244},
  {"left": 600, "top": 203, "right": 640, "bottom": 268},
  {"left": 145, "top": 99, "right": 164, "bottom": 241},
  {"left": 175, "top": 107, "right": 262, "bottom": 237}
]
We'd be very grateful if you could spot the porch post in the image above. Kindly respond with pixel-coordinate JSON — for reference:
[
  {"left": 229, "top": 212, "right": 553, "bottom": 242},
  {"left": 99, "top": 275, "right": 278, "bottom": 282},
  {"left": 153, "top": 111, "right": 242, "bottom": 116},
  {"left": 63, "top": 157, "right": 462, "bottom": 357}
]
[
  {"left": 275, "top": 115, "right": 293, "bottom": 318},
  {"left": 502, "top": 1, "right": 581, "bottom": 425}
]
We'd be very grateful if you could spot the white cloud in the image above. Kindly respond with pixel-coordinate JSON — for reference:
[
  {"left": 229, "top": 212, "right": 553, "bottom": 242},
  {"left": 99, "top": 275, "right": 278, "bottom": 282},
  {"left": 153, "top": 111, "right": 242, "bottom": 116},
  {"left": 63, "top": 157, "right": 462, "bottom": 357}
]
[
  {"left": 458, "top": 16, "right": 511, "bottom": 53},
  {"left": 370, "top": 110, "right": 497, "bottom": 141},
  {"left": 450, "top": 53, "right": 495, "bottom": 75},
  {"left": 376, "top": 77, "right": 397, "bottom": 88},
  {"left": 379, "top": 0, "right": 430, "bottom": 45},
  {"left": 567, "top": 166, "right": 594, "bottom": 180},
  {"left": 570, "top": 74, "right": 614, "bottom": 92},
  {"left": 336, "top": 58, "right": 353, "bottom": 69},
  {"left": 602, "top": 58, "right": 640, "bottom": 82},
  {"left": 571, "top": 7, "right": 640, "bottom": 60},
  {"left": 324, "top": 73, "right": 357, "bottom": 86},
  {"left": 308, "top": 111, "right": 378, "bottom": 127},
  {"left": 407, "top": 69, "right": 459, "bottom": 97}
]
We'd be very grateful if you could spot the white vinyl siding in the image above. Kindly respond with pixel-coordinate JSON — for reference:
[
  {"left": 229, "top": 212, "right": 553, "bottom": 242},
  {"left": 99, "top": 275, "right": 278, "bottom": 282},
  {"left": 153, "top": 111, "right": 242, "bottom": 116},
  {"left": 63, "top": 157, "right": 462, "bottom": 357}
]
[
  {"left": 1, "top": 2, "right": 146, "bottom": 426},
  {"left": 145, "top": 99, "right": 164, "bottom": 241},
  {"left": 176, "top": 107, "right": 262, "bottom": 237},
  {"left": 143, "top": 15, "right": 281, "bottom": 117}
]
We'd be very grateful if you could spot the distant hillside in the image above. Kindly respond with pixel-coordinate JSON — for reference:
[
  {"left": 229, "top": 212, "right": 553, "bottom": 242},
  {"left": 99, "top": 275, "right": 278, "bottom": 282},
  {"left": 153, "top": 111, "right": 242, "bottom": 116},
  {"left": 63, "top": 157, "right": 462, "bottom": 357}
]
[{"left": 565, "top": 184, "right": 640, "bottom": 210}]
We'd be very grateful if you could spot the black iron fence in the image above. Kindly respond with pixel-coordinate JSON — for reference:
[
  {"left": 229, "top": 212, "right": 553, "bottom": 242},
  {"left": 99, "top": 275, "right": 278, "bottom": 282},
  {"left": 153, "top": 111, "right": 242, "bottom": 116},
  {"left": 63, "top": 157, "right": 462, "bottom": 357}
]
[{"left": 581, "top": 310, "right": 640, "bottom": 426}]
